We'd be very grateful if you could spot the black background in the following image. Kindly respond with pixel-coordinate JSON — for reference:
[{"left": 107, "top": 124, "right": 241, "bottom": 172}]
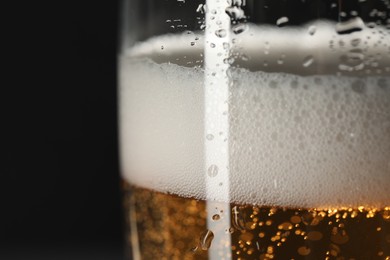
[{"left": 4, "top": 0, "right": 123, "bottom": 259}]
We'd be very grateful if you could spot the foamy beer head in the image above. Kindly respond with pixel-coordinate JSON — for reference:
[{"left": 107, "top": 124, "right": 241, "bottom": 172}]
[{"left": 119, "top": 21, "right": 390, "bottom": 209}]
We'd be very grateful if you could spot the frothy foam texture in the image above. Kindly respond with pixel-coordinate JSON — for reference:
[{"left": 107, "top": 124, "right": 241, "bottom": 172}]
[{"left": 120, "top": 22, "right": 390, "bottom": 208}]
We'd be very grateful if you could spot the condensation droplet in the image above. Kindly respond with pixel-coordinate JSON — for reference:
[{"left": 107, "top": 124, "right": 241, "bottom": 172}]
[
  {"left": 223, "top": 57, "right": 235, "bottom": 64},
  {"left": 336, "top": 17, "right": 365, "bottom": 34},
  {"left": 232, "top": 206, "right": 246, "bottom": 231},
  {"left": 223, "top": 42, "right": 230, "bottom": 49},
  {"left": 210, "top": 43, "right": 216, "bottom": 48},
  {"left": 196, "top": 4, "right": 205, "bottom": 13},
  {"left": 302, "top": 55, "right": 314, "bottom": 67},
  {"left": 308, "top": 25, "right": 316, "bottom": 35},
  {"left": 206, "top": 134, "right": 214, "bottom": 141},
  {"left": 208, "top": 165, "right": 219, "bottom": 177},
  {"left": 225, "top": 6, "right": 246, "bottom": 20},
  {"left": 212, "top": 214, "right": 220, "bottom": 221},
  {"left": 276, "top": 17, "right": 289, "bottom": 27},
  {"left": 351, "top": 38, "right": 361, "bottom": 47},
  {"left": 199, "top": 230, "right": 214, "bottom": 250},
  {"left": 215, "top": 29, "right": 227, "bottom": 38},
  {"left": 232, "top": 24, "right": 248, "bottom": 34}
]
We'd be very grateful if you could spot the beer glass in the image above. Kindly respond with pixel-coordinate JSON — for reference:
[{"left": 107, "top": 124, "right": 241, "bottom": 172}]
[{"left": 119, "top": 0, "right": 390, "bottom": 259}]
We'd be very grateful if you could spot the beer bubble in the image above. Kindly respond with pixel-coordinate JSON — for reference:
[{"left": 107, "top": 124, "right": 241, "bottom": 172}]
[
  {"left": 330, "top": 230, "right": 349, "bottom": 244},
  {"left": 290, "top": 80, "right": 299, "bottom": 89},
  {"left": 278, "top": 222, "right": 293, "bottom": 230},
  {"left": 207, "top": 165, "right": 219, "bottom": 177},
  {"left": 297, "top": 246, "right": 311, "bottom": 256},
  {"left": 383, "top": 209, "right": 390, "bottom": 221},
  {"left": 351, "top": 80, "right": 366, "bottom": 93},
  {"left": 290, "top": 215, "right": 301, "bottom": 224},
  {"left": 268, "top": 80, "right": 278, "bottom": 88},
  {"left": 307, "top": 231, "right": 323, "bottom": 241}
]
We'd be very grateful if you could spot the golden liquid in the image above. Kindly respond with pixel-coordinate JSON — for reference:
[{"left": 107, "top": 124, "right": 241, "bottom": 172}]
[{"left": 123, "top": 182, "right": 390, "bottom": 260}]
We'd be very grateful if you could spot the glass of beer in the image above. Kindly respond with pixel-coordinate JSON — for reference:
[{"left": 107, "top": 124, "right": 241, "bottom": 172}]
[{"left": 119, "top": 0, "right": 390, "bottom": 259}]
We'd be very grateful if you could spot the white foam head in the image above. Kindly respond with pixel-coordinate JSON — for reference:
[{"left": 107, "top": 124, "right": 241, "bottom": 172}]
[{"left": 119, "top": 21, "right": 390, "bottom": 208}]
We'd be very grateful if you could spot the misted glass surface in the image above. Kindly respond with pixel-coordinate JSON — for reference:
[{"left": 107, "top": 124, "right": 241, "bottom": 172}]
[{"left": 119, "top": 0, "right": 390, "bottom": 259}]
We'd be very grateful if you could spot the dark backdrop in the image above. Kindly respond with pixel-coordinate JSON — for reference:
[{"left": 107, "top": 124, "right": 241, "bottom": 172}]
[{"left": 3, "top": 0, "right": 123, "bottom": 259}]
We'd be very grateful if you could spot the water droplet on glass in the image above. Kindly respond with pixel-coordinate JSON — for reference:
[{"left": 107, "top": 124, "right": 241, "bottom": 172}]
[
  {"left": 351, "top": 38, "right": 361, "bottom": 47},
  {"left": 339, "top": 50, "right": 365, "bottom": 71},
  {"left": 208, "top": 165, "right": 219, "bottom": 177},
  {"left": 223, "top": 57, "right": 235, "bottom": 64},
  {"left": 190, "top": 42, "right": 195, "bottom": 46},
  {"left": 302, "top": 55, "right": 314, "bottom": 67},
  {"left": 223, "top": 42, "right": 230, "bottom": 49},
  {"left": 308, "top": 25, "right": 316, "bottom": 35},
  {"left": 232, "top": 206, "right": 246, "bottom": 230},
  {"left": 225, "top": 6, "right": 246, "bottom": 20},
  {"left": 336, "top": 17, "right": 365, "bottom": 34},
  {"left": 210, "top": 43, "right": 216, "bottom": 48},
  {"left": 161, "top": 45, "right": 164, "bottom": 50},
  {"left": 232, "top": 24, "right": 247, "bottom": 34},
  {"left": 215, "top": 29, "right": 227, "bottom": 38},
  {"left": 276, "top": 17, "right": 289, "bottom": 27},
  {"left": 206, "top": 134, "right": 214, "bottom": 141},
  {"left": 199, "top": 230, "right": 214, "bottom": 250},
  {"left": 196, "top": 4, "right": 204, "bottom": 13},
  {"left": 212, "top": 214, "right": 220, "bottom": 221}
]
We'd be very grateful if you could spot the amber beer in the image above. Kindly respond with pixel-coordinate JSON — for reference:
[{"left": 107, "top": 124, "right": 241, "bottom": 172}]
[
  {"left": 123, "top": 185, "right": 390, "bottom": 260},
  {"left": 119, "top": 21, "right": 390, "bottom": 259}
]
